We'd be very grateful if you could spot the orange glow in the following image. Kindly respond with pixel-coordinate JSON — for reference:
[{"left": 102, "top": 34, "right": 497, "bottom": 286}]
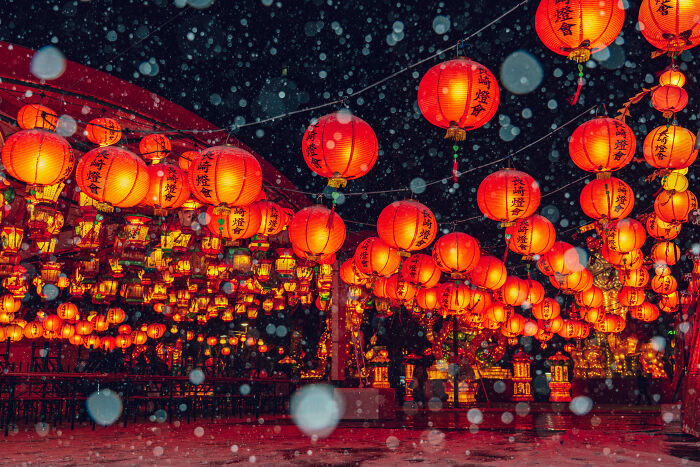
[
  {"left": 569, "top": 118, "right": 636, "bottom": 173},
  {"left": 532, "top": 297, "right": 560, "bottom": 320},
  {"left": 144, "top": 163, "right": 191, "bottom": 210},
  {"left": 638, "top": 0, "right": 700, "bottom": 53},
  {"left": 651, "top": 241, "right": 681, "bottom": 266},
  {"left": 495, "top": 277, "right": 529, "bottom": 307},
  {"left": 643, "top": 125, "right": 697, "bottom": 170},
  {"left": 139, "top": 134, "right": 171, "bottom": 163},
  {"left": 86, "top": 118, "right": 122, "bottom": 146},
  {"left": 288, "top": 205, "right": 346, "bottom": 259},
  {"left": 431, "top": 232, "right": 481, "bottom": 279},
  {"left": 401, "top": 254, "right": 441, "bottom": 288},
  {"left": 255, "top": 200, "right": 287, "bottom": 236},
  {"left": 17, "top": 104, "right": 58, "bottom": 130},
  {"left": 188, "top": 146, "right": 262, "bottom": 207},
  {"left": 354, "top": 236, "right": 401, "bottom": 277},
  {"left": 651, "top": 85, "right": 688, "bottom": 115},
  {"left": 477, "top": 169, "right": 540, "bottom": 223},
  {"left": 1, "top": 129, "right": 75, "bottom": 185},
  {"left": 654, "top": 189, "right": 697, "bottom": 224},
  {"left": 377, "top": 200, "right": 437, "bottom": 252},
  {"left": 606, "top": 218, "right": 646, "bottom": 253},
  {"left": 505, "top": 214, "right": 555, "bottom": 256},
  {"left": 468, "top": 255, "right": 507, "bottom": 291},
  {"left": 575, "top": 286, "right": 604, "bottom": 308},
  {"left": 580, "top": 177, "right": 634, "bottom": 220}
]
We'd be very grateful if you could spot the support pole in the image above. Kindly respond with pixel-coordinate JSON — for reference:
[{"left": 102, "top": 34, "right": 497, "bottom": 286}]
[{"left": 452, "top": 315, "right": 459, "bottom": 409}]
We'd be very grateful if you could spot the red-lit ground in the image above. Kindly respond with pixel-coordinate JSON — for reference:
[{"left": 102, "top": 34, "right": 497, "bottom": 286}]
[{"left": 1, "top": 405, "right": 698, "bottom": 465}]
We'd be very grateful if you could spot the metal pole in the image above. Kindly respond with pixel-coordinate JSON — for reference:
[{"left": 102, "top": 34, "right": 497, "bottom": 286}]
[{"left": 452, "top": 315, "right": 459, "bottom": 409}]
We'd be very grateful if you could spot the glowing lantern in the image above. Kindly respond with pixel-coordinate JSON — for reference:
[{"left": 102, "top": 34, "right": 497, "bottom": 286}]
[
  {"left": 401, "top": 254, "right": 441, "bottom": 288},
  {"left": 75, "top": 320, "right": 94, "bottom": 336},
  {"left": 431, "top": 232, "right": 481, "bottom": 279},
  {"left": 301, "top": 111, "right": 378, "bottom": 187},
  {"left": 597, "top": 314, "right": 625, "bottom": 333},
  {"left": 580, "top": 177, "right": 634, "bottom": 220},
  {"left": 24, "top": 321, "right": 44, "bottom": 339},
  {"left": 504, "top": 313, "right": 526, "bottom": 335},
  {"left": 532, "top": 297, "right": 560, "bottom": 320},
  {"left": 57, "top": 302, "right": 78, "bottom": 320},
  {"left": 575, "top": 286, "right": 604, "bottom": 308},
  {"left": 417, "top": 57, "right": 500, "bottom": 140},
  {"left": 106, "top": 307, "right": 125, "bottom": 324},
  {"left": 659, "top": 68, "right": 686, "bottom": 87},
  {"left": 651, "top": 85, "right": 688, "bottom": 118},
  {"left": 340, "top": 259, "right": 368, "bottom": 286},
  {"left": 619, "top": 269, "right": 650, "bottom": 288},
  {"left": 1, "top": 295, "right": 21, "bottom": 314},
  {"left": 76, "top": 146, "right": 149, "bottom": 208},
  {"left": 6, "top": 324, "right": 24, "bottom": 342},
  {"left": 115, "top": 334, "right": 132, "bottom": 349},
  {"left": 354, "top": 237, "right": 401, "bottom": 277},
  {"left": 654, "top": 189, "right": 697, "bottom": 224},
  {"left": 643, "top": 125, "right": 697, "bottom": 169},
  {"left": 146, "top": 323, "right": 166, "bottom": 339},
  {"left": 416, "top": 286, "right": 440, "bottom": 310},
  {"left": 486, "top": 302, "right": 512, "bottom": 323},
  {"left": 569, "top": 118, "right": 636, "bottom": 174},
  {"left": 663, "top": 172, "right": 689, "bottom": 192},
  {"left": 525, "top": 279, "right": 545, "bottom": 305},
  {"left": 540, "top": 315, "right": 564, "bottom": 334},
  {"left": 1, "top": 129, "right": 75, "bottom": 186},
  {"left": 659, "top": 292, "right": 680, "bottom": 312},
  {"left": 468, "top": 255, "right": 507, "bottom": 290},
  {"left": 477, "top": 169, "right": 540, "bottom": 225},
  {"left": 539, "top": 241, "right": 584, "bottom": 276},
  {"left": 288, "top": 205, "right": 346, "bottom": 260},
  {"left": 579, "top": 306, "right": 605, "bottom": 324},
  {"left": 549, "top": 269, "right": 593, "bottom": 294},
  {"left": 118, "top": 324, "right": 132, "bottom": 335},
  {"left": 139, "top": 134, "right": 171, "bottom": 163},
  {"left": 144, "top": 163, "right": 191, "bottom": 211},
  {"left": 505, "top": 214, "right": 556, "bottom": 256},
  {"left": 59, "top": 323, "right": 75, "bottom": 340},
  {"left": 43, "top": 314, "right": 63, "bottom": 333},
  {"left": 617, "top": 287, "right": 646, "bottom": 307},
  {"left": 437, "top": 282, "right": 471, "bottom": 314},
  {"left": 385, "top": 274, "right": 417, "bottom": 302},
  {"left": 178, "top": 150, "right": 199, "bottom": 171},
  {"left": 606, "top": 218, "right": 646, "bottom": 253},
  {"left": 256, "top": 201, "right": 287, "bottom": 236},
  {"left": 188, "top": 146, "right": 262, "bottom": 208},
  {"left": 224, "top": 204, "right": 263, "bottom": 241},
  {"left": 86, "top": 118, "right": 122, "bottom": 146},
  {"left": 651, "top": 241, "right": 681, "bottom": 266},
  {"left": 630, "top": 302, "right": 659, "bottom": 322},
  {"left": 377, "top": 200, "right": 437, "bottom": 252},
  {"left": 495, "top": 277, "right": 529, "bottom": 307},
  {"left": 646, "top": 213, "right": 681, "bottom": 240},
  {"left": 651, "top": 275, "right": 677, "bottom": 294},
  {"left": 605, "top": 248, "right": 644, "bottom": 270},
  {"left": 17, "top": 104, "right": 58, "bottom": 130},
  {"left": 465, "top": 287, "right": 492, "bottom": 315},
  {"left": 638, "top": 0, "right": 700, "bottom": 53},
  {"left": 131, "top": 330, "right": 148, "bottom": 345}
]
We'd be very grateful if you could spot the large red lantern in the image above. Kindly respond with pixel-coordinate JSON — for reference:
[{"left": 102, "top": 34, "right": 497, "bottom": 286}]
[
  {"left": 86, "top": 118, "right": 122, "bottom": 147},
  {"left": 605, "top": 248, "right": 644, "bottom": 270},
  {"left": 1, "top": 129, "right": 75, "bottom": 186},
  {"left": 385, "top": 274, "right": 417, "bottom": 302},
  {"left": 596, "top": 314, "right": 625, "bottom": 333},
  {"left": 651, "top": 241, "right": 681, "bottom": 266},
  {"left": 437, "top": 282, "right": 471, "bottom": 314},
  {"left": 651, "top": 275, "right": 677, "bottom": 295},
  {"left": 401, "top": 254, "right": 441, "bottom": 289},
  {"left": 76, "top": 146, "right": 149, "bottom": 208},
  {"left": 569, "top": 118, "right": 636, "bottom": 174},
  {"left": 143, "top": 163, "right": 191, "bottom": 211},
  {"left": 256, "top": 201, "right": 287, "bottom": 236},
  {"left": 417, "top": 57, "right": 499, "bottom": 141},
  {"left": 139, "top": 134, "right": 171, "bottom": 163},
  {"left": 224, "top": 204, "right": 263, "bottom": 241},
  {"left": 549, "top": 269, "right": 593, "bottom": 294},
  {"left": 477, "top": 169, "right": 540, "bottom": 225},
  {"left": 416, "top": 287, "right": 440, "bottom": 310},
  {"left": 629, "top": 302, "right": 659, "bottom": 322},
  {"left": 340, "top": 259, "right": 368, "bottom": 286},
  {"left": 288, "top": 205, "right": 346, "bottom": 260},
  {"left": 605, "top": 218, "right": 646, "bottom": 253},
  {"left": 619, "top": 269, "right": 650, "bottom": 288},
  {"left": 526, "top": 279, "right": 546, "bottom": 305},
  {"left": 354, "top": 237, "right": 401, "bottom": 277},
  {"left": 17, "top": 104, "right": 58, "bottom": 130},
  {"left": 468, "top": 255, "right": 507, "bottom": 291},
  {"left": 505, "top": 214, "right": 556, "bottom": 256},
  {"left": 646, "top": 213, "right": 681, "bottom": 240},
  {"left": 638, "top": 0, "right": 700, "bottom": 54},
  {"left": 538, "top": 241, "right": 584, "bottom": 276},
  {"left": 494, "top": 276, "right": 529, "bottom": 307},
  {"left": 486, "top": 302, "right": 512, "bottom": 323},
  {"left": 580, "top": 177, "right": 634, "bottom": 220},
  {"left": 617, "top": 286, "right": 645, "bottom": 307},
  {"left": 431, "top": 232, "right": 481, "bottom": 279},
  {"left": 301, "top": 112, "right": 378, "bottom": 187},
  {"left": 532, "top": 297, "right": 560, "bottom": 321},
  {"left": 651, "top": 85, "right": 689, "bottom": 118},
  {"left": 643, "top": 125, "right": 697, "bottom": 169},
  {"left": 576, "top": 286, "right": 604, "bottom": 308},
  {"left": 377, "top": 200, "right": 437, "bottom": 252},
  {"left": 654, "top": 189, "right": 697, "bottom": 224},
  {"left": 188, "top": 146, "right": 262, "bottom": 209}
]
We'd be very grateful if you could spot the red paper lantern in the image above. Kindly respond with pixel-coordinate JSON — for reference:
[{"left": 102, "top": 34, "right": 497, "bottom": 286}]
[
  {"left": 377, "top": 200, "right": 437, "bottom": 252},
  {"left": 532, "top": 297, "right": 560, "bottom": 321},
  {"left": 17, "top": 104, "right": 58, "bottom": 130},
  {"left": 549, "top": 269, "right": 593, "bottom": 294},
  {"left": 654, "top": 189, "right": 697, "bottom": 224},
  {"left": 288, "top": 205, "right": 346, "bottom": 260},
  {"left": 526, "top": 279, "right": 546, "bottom": 305},
  {"left": 431, "top": 232, "right": 481, "bottom": 279},
  {"left": 504, "top": 313, "right": 526, "bottom": 335},
  {"left": 256, "top": 201, "right": 287, "bottom": 236},
  {"left": 580, "top": 177, "right": 634, "bottom": 220},
  {"left": 86, "top": 118, "right": 122, "bottom": 146},
  {"left": 651, "top": 85, "right": 689, "bottom": 118},
  {"left": 486, "top": 302, "right": 512, "bottom": 323},
  {"left": 505, "top": 214, "right": 556, "bottom": 256},
  {"left": 638, "top": 0, "right": 700, "bottom": 53},
  {"left": 643, "top": 125, "right": 697, "bottom": 169},
  {"left": 629, "top": 302, "right": 659, "bottom": 322},
  {"left": 576, "top": 286, "right": 604, "bottom": 308},
  {"left": 340, "top": 259, "right": 368, "bottom": 286},
  {"left": 651, "top": 275, "right": 677, "bottom": 294},
  {"left": 477, "top": 169, "right": 540, "bottom": 224},
  {"left": 494, "top": 276, "right": 529, "bottom": 307},
  {"left": 659, "top": 68, "right": 686, "bottom": 87},
  {"left": 468, "top": 255, "right": 507, "bottom": 291},
  {"left": 651, "top": 241, "right": 681, "bottom": 266},
  {"left": 617, "top": 286, "right": 646, "bottom": 307},
  {"left": 354, "top": 237, "right": 401, "bottom": 277},
  {"left": 179, "top": 150, "right": 199, "bottom": 171},
  {"left": 1, "top": 129, "right": 75, "bottom": 185},
  {"left": 606, "top": 218, "right": 646, "bottom": 253},
  {"left": 144, "top": 163, "right": 191, "bottom": 210},
  {"left": 76, "top": 146, "right": 149, "bottom": 208},
  {"left": 596, "top": 314, "right": 625, "bottom": 333},
  {"left": 646, "top": 213, "right": 681, "bottom": 240},
  {"left": 401, "top": 254, "right": 441, "bottom": 289},
  {"left": 535, "top": 0, "right": 625, "bottom": 62},
  {"left": 385, "top": 274, "right": 417, "bottom": 302},
  {"left": 569, "top": 118, "right": 636, "bottom": 174},
  {"left": 139, "top": 134, "right": 171, "bottom": 163},
  {"left": 538, "top": 241, "right": 584, "bottom": 276},
  {"left": 188, "top": 146, "right": 262, "bottom": 208},
  {"left": 618, "top": 269, "right": 650, "bottom": 288},
  {"left": 416, "top": 286, "right": 440, "bottom": 310},
  {"left": 301, "top": 112, "right": 378, "bottom": 187},
  {"left": 224, "top": 204, "right": 263, "bottom": 241},
  {"left": 437, "top": 282, "right": 471, "bottom": 314}
]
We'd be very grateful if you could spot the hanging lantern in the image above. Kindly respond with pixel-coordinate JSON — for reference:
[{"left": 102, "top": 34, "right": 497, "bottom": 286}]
[
  {"left": 340, "top": 259, "right": 368, "bottom": 286},
  {"left": 429, "top": 233, "right": 481, "bottom": 284},
  {"left": 76, "top": 146, "right": 150, "bottom": 208},
  {"left": 549, "top": 269, "right": 593, "bottom": 294},
  {"left": 606, "top": 218, "right": 646, "bottom": 253},
  {"left": 629, "top": 302, "right": 659, "bottom": 322},
  {"left": 417, "top": 57, "right": 499, "bottom": 142},
  {"left": 188, "top": 146, "right": 262, "bottom": 210},
  {"left": 354, "top": 237, "right": 401, "bottom": 277},
  {"left": 643, "top": 125, "right": 697, "bottom": 169},
  {"left": 288, "top": 205, "right": 346, "bottom": 260},
  {"left": 146, "top": 323, "right": 166, "bottom": 339},
  {"left": 494, "top": 276, "right": 529, "bottom": 307},
  {"left": 659, "top": 292, "right": 680, "bottom": 312},
  {"left": 86, "top": 118, "right": 122, "bottom": 146},
  {"left": 139, "top": 134, "right": 171, "bottom": 163},
  {"left": 617, "top": 286, "right": 646, "bottom": 308},
  {"left": 651, "top": 275, "right": 677, "bottom": 295},
  {"left": 654, "top": 189, "right": 697, "bottom": 224},
  {"left": 59, "top": 323, "right": 75, "bottom": 340},
  {"left": 596, "top": 314, "right": 625, "bottom": 333},
  {"left": 485, "top": 302, "right": 512, "bottom": 323},
  {"left": 618, "top": 269, "right": 650, "bottom": 288},
  {"left": 106, "top": 307, "right": 126, "bottom": 324},
  {"left": 662, "top": 172, "right": 689, "bottom": 192},
  {"left": 437, "top": 282, "right": 471, "bottom": 314},
  {"left": 580, "top": 177, "right": 634, "bottom": 221},
  {"left": 646, "top": 212, "right": 681, "bottom": 240},
  {"left": 256, "top": 201, "right": 287, "bottom": 236},
  {"left": 505, "top": 214, "right": 556, "bottom": 256},
  {"left": 178, "top": 150, "right": 199, "bottom": 171},
  {"left": 143, "top": 163, "right": 191, "bottom": 212},
  {"left": 579, "top": 306, "right": 605, "bottom": 325},
  {"left": 57, "top": 302, "right": 78, "bottom": 320},
  {"left": 468, "top": 255, "right": 507, "bottom": 291},
  {"left": 43, "top": 314, "right": 63, "bottom": 333},
  {"left": 477, "top": 169, "right": 541, "bottom": 225},
  {"left": 301, "top": 111, "right": 378, "bottom": 187},
  {"left": 24, "top": 321, "right": 44, "bottom": 339},
  {"left": 115, "top": 334, "right": 132, "bottom": 349},
  {"left": 416, "top": 286, "right": 440, "bottom": 310},
  {"left": 1, "top": 129, "right": 75, "bottom": 186},
  {"left": 605, "top": 248, "right": 644, "bottom": 270},
  {"left": 659, "top": 68, "right": 686, "bottom": 87},
  {"left": 638, "top": 0, "right": 700, "bottom": 54},
  {"left": 377, "top": 200, "right": 437, "bottom": 252},
  {"left": 401, "top": 254, "right": 441, "bottom": 289},
  {"left": 532, "top": 297, "right": 560, "bottom": 321},
  {"left": 651, "top": 85, "right": 689, "bottom": 118},
  {"left": 224, "top": 204, "right": 263, "bottom": 241},
  {"left": 569, "top": 118, "right": 636, "bottom": 174},
  {"left": 504, "top": 313, "right": 526, "bottom": 335},
  {"left": 17, "top": 104, "right": 58, "bottom": 130},
  {"left": 651, "top": 241, "right": 681, "bottom": 266},
  {"left": 131, "top": 330, "right": 148, "bottom": 345},
  {"left": 385, "top": 274, "right": 417, "bottom": 302},
  {"left": 539, "top": 241, "right": 584, "bottom": 276},
  {"left": 525, "top": 279, "right": 545, "bottom": 305},
  {"left": 75, "top": 320, "right": 94, "bottom": 336}
]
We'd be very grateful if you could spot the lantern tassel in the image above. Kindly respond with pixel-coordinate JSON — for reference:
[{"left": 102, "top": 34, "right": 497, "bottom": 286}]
[
  {"left": 568, "top": 75, "right": 583, "bottom": 106},
  {"left": 452, "top": 158, "right": 458, "bottom": 183}
]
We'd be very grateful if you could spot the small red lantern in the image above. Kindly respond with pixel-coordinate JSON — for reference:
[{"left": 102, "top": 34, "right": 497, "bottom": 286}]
[
  {"left": 651, "top": 85, "right": 688, "bottom": 118},
  {"left": 477, "top": 169, "right": 540, "bottom": 225},
  {"left": 606, "top": 218, "right": 646, "bottom": 253},
  {"left": 288, "top": 205, "right": 346, "bottom": 260},
  {"left": 654, "top": 189, "right": 697, "bottom": 224},
  {"left": 354, "top": 237, "right": 401, "bottom": 277},
  {"left": 139, "top": 134, "right": 171, "bottom": 163},
  {"left": 1, "top": 129, "right": 75, "bottom": 186},
  {"left": 431, "top": 232, "right": 481, "bottom": 279},
  {"left": 17, "top": 104, "right": 58, "bottom": 130},
  {"left": 505, "top": 214, "right": 556, "bottom": 256},
  {"left": 377, "top": 200, "right": 437, "bottom": 252},
  {"left": 468, "top": 255, "right": 507, "bottom": 291},
  {"left": 569, "top": 118, "right": 636, "bottom": 174},
  {"left": 86, "top": 118, "right": 122, "bottom": 146},
  {"left": 642, "top": 125, "right": 697, "bottom": 170},
  {"left": 580, "top": 177, "right": 634, "bottom": 221},
  {"left": 638, "top": 0, "right": 700, "bottom": 54},
  {"left": 401, "top": 254, "right": 441, "bottom": 289}
]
